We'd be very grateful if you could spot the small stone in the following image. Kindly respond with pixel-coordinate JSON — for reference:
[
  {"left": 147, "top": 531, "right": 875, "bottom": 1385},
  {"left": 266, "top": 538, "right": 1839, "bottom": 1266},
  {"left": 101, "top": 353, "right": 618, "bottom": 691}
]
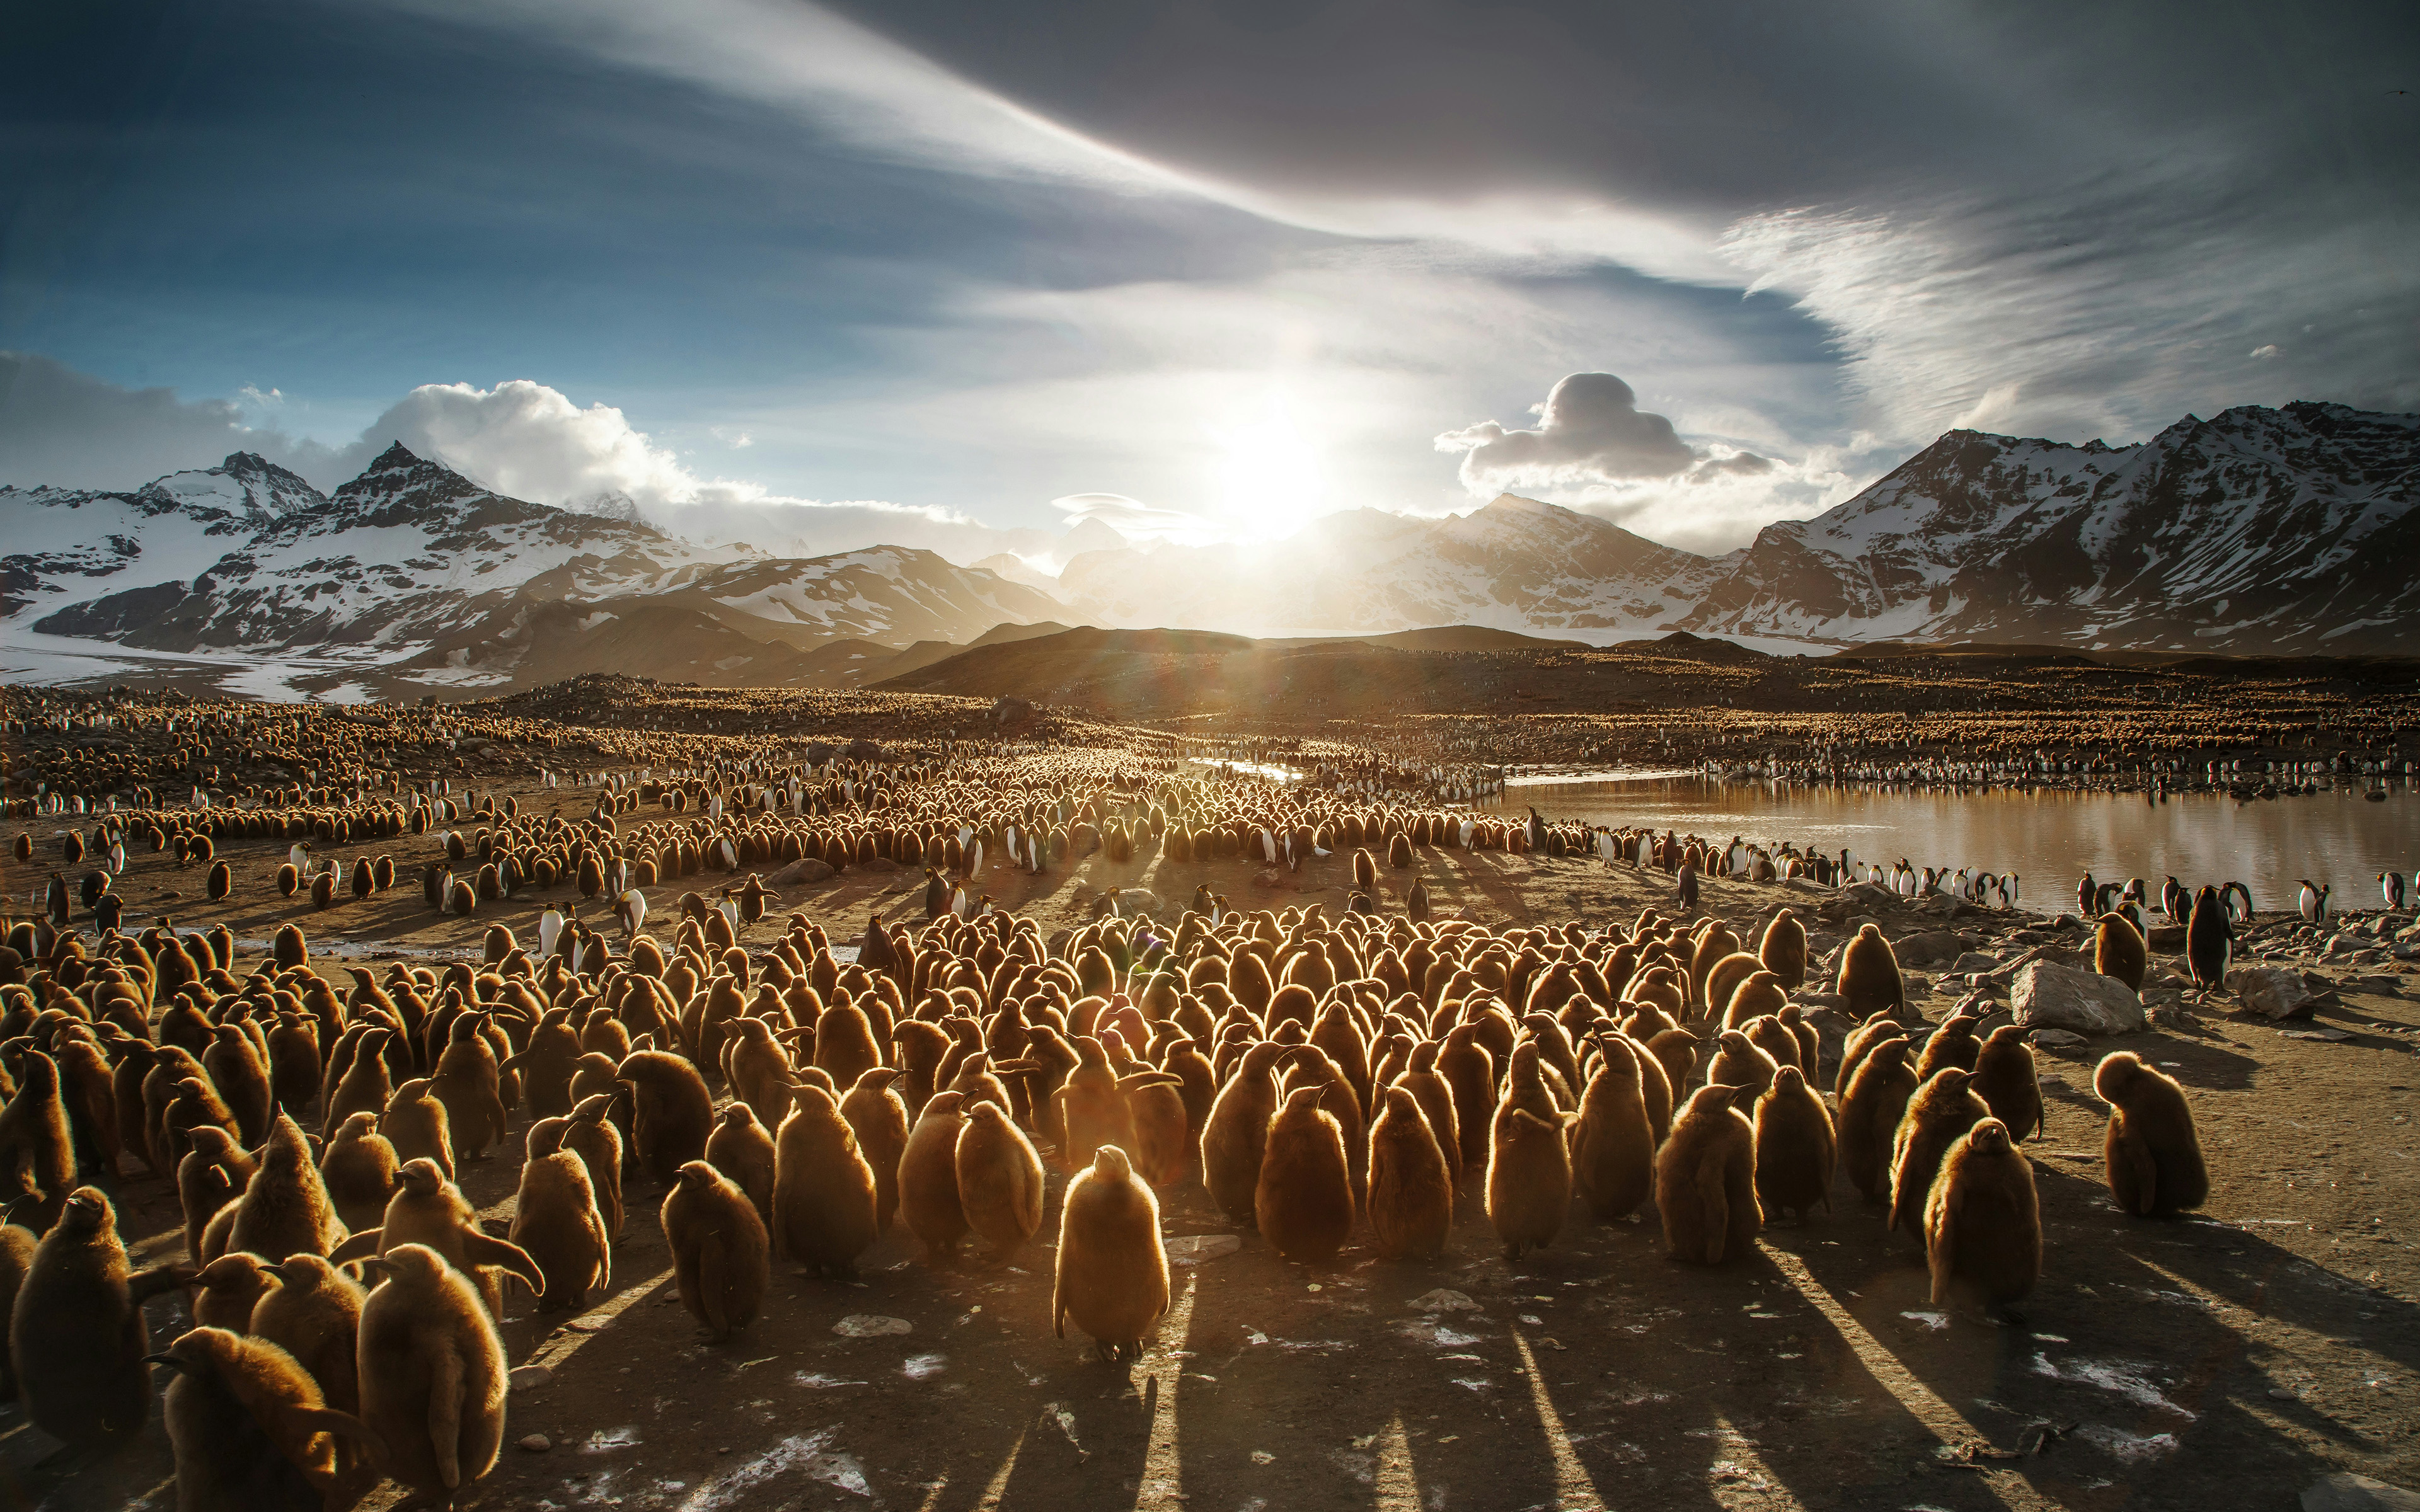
[
  {"left": 1410, "top": 1289, "right": 1480, "bottom": 1312},
  {"left": 518, "top": 1433, "right": 551, "bottom": 1453},
  {"left": 833, "top": 1314, "right": 914, "bottom": 1337},
  {"left": 508, "top": 1363, "right": 553, "bottom": 1392}
]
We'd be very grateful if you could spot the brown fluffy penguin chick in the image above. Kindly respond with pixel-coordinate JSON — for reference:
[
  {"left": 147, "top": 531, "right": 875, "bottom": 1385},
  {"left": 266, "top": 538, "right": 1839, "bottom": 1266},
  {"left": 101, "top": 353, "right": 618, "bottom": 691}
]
[
  {"left": 1392, "top": 1041, "right": 1462, "bottom": 1183},
  {"left": 1256, "top": 1084, "right": 1354, "bottom": 1264},
  {"left": 1759, "top": 908, "right": 1809, "bottom": 990},
  {"left": 508, "top": 1150, "right": 609, "bottom": 1313},
  {"left": 1836, "top": 924, "right": 1906, "bottom": 1022},
  {"left": 12, "top": 1187, "right": 193, "bottom": 1450},
  {"left": 1644, "top": 1028, "right": 1698, "bottom": 1110},
  {"left": 1366, "top": 1085, "right": 1453, "bottom": 1260},
  {"left": 705, "top": 1104, "right": 778, "bottom": 1227},
  {"left": 321, "top": 1028, "right": 395, "bottom": 1138},
  {"left": 1487, "top": 1102, "right": 1572, "bottom": 1263},
  {"left": 1743, "top": 1012, "right": 1803, "bottom": 1075},
  {"left": 228, "top": 1114, "right": 348, "bottom": 1263},
  {"left": 1655, "top": 1085, "right": 1760, "bottom": 1265},
  {"left": 723, "top": 1018, "right": 798, "bottom": 1130},
  {"left": 838, "top": 1067, "right": 911, "bottom": 1235},
  {"left": 1052, "top": 1145, "right": 1170, "bottom": 1363},
  {"left": 898, "top": 1091, "right": 971, "bottom": 1264},
  {"left": 2095, "top": 1051, "right": 2209, "bottom": 1217},
  {"left": 1053, "top": 1035, "right": 1139, "bottom": 1173},
  {"left": 1925, "top": 1118, "right": 2041, "bottom": 1320},
  {"left": 1708, "top": 1029, "right": 1780, "bottom": 1097},
  {"left": 0, "top": 1222, "right": 32, "bottom": 1394},
  {"left": 1838, "top": 1036, "right": 1917, "bottom": 1203},
  {"left": 250, "top": 1255, "right": 364, "bottom": 1416},
  {"left": 178, "top": 1125, "right": 255, "bottom": 1263},
  {"left": 956, "top": 1100, "right": 1046, "bottom": 1260},
  {"left": 1835, "top": 1011, "right": 1902, "bottom": 1097},
  {"left": 146, "top": 1326, "right": 359, "bottom": 1512},
  {"left": 352, "top": 1243, "right": 507, "bottom": 1508},
  {"left": 1752, "top": 1066, "right": 1836, "bottom": 1220},
  {"left": 318, "top": 1113, "right": 398, "bottom": 1236},
  {"left": 1888, "top": 1068, "right": 1990, "bottom": 1237},
  {"left": 1972, "top": 1024, "right": 2046, "bottom": 1142},
  {"left": 1569, "top": 1045, "right": 1655, "bottom": 1222},
  {"left": 327, "top": 1158, "right": 543, "bottom": 1320},
  {"left": 616, "top": 1050, "right": 714, "bottom": 1186},
  {"left": 771, "top": 1084, "right": 879, "bottom": 1280},
  {"left": 561, "top": 1095, "right": 627, "bottom": 1241},
  {"left": 192, "top": 1252, "right": 280, "bottom": 1332},
  {"left": 1201, "top": 1041, "right": 1286, "bottom": 1226},
  {"left": 377, "top": 1079, "right": 454, "bottom": 1181},
  {"left": 662, "top": 1160, "right": 769, "bottom": 1343},
  {"left": 428, "top": 1015, "right": 509, "bottom": 1164},
  {"left": 1911, "top": 1015, "right": 1983, "bottom": 1084},
  {"left": 1722, "top": 971, "right": 1789, "bottom": 1031},
  {"left": 2095, "top": 911, "right": 2148, "bottom": 993}
]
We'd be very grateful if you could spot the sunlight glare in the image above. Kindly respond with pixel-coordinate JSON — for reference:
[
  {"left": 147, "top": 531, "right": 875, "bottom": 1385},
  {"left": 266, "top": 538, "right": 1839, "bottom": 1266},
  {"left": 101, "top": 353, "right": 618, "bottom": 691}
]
[{"left": 1213, "top": 389, "right": 1325, "bottom": 539}]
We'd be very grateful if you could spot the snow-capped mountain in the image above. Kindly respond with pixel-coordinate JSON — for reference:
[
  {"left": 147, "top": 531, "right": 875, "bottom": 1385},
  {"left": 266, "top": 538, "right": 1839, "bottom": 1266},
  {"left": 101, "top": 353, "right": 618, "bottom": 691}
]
[
  {"left": 1059, "top": 494, "right": 1734, "bottom": 637},
  {"left": 1680, "top": 402, "right": 2420, "bottom": 652},
  {"left": 9, "top": 399, "right": 2416, "bottom": 699},
  {"left": 3, "top": 444, "right": 1062, "bottom": 691}
]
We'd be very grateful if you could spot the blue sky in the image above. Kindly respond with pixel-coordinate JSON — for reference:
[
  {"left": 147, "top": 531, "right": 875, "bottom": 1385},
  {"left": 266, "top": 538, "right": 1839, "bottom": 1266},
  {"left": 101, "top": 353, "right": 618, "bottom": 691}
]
[{"left": 3, "top": 0, "right": 2412, "bottom": 562}]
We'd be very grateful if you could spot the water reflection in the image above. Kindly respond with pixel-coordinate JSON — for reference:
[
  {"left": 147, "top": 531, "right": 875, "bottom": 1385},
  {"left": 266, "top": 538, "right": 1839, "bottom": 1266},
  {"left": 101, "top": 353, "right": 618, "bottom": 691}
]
[{"left": 1485, "top": 777, "right": 2420, "bottom": 915}]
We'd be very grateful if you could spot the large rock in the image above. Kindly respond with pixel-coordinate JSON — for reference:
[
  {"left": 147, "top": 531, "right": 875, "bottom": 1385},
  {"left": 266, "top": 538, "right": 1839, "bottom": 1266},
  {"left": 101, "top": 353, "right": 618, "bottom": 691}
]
[
  {"left": 2146, "top": 924, "right": 2187, "bottom": 953},
  {"left": 2011, "top": 961, "right": 2145, "bottom": 1036},
  {"left": 1892, "top": 930, "right": 1972, "bottom": 967},
  {"left": 843, "top": 738, "right": 885, "bottom": 762},
  {"left": 1092, "top": 887, "right": 1164, "bottom": 920},
  {"left": 766, "top": 856, "right": 837, "bottom": 887},
  {"left": 2228, "top": 965, "right": 2318, "bottom": 1020},
  {"left": 1833, "top": 884, "right": 1898, "bottom": 915},
  {"left": 2303, "top": 1472, "right": 2420, "bottom": 1512}
]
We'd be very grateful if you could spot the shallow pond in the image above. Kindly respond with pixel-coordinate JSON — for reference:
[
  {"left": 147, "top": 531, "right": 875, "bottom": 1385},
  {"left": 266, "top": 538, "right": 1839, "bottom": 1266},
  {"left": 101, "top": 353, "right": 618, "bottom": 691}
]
[{"left": 1484, "top": 776, "right": 2420, "bottom": 916}]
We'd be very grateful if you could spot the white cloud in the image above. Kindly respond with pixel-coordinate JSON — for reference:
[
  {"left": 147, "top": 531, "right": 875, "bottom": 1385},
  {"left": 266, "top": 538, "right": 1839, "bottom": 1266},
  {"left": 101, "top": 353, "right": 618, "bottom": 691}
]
[
  {"left": 708, "top": 425, "right": 754, "bottom": 447},
  {"left": 2250, "top": 345, "right": 2280, "bottom": 360},
  {"left": 1434, "top": 372, "right": 1700, "bottom": 491},
  {"left": 341, "top": 377, "right": 1058, "bottom": 565}
]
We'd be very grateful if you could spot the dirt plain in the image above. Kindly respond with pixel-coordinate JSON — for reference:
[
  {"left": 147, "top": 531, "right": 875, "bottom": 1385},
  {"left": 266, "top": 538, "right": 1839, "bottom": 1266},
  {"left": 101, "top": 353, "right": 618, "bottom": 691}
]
[{"left": 3, "top": 776, "right": 2417, "bottom": 1512}]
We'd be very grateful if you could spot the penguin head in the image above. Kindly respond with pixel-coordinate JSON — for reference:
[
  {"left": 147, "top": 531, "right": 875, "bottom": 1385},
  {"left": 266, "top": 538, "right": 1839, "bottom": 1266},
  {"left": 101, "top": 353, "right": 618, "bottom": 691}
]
[
  {"left": 2092, "top": 1050, "right": 2145, "bottom": 1102},
  {"left": 1772, "top": 1065, "right": 1806, "bottom": 1096},
  {"left": 395, "top": 1158, "right": 446, "bottom": 1196},
  {"left": 674, "top": 1159, "right": 722, "bottom": 1193},
  {"left": 1968, "top": 1118, "right": 2012, "bottom": 1154},
  {"left": 57, "top": 1186, "right": 112, "bottom": 1236},
  {"left": 1089, "top": 1143, "right": 1134, "bottom": 1180}
]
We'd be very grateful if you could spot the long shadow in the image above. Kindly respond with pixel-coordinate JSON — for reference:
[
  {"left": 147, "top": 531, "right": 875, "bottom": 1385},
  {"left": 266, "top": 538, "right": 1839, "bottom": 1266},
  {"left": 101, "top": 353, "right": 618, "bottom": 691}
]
[{"left": 1770, "top": 1142, "right": 2420, "bottom": 1510}]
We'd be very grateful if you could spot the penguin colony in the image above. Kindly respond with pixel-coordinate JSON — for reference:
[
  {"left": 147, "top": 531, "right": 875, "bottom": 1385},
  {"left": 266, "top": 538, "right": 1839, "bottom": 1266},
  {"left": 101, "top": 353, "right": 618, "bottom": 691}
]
[
  {"left": 0, "top": 682, "right": 2390, "bottom": 1505},
  {"left": 0, "top": 862, "right": 2228, "bottom": 1507}
]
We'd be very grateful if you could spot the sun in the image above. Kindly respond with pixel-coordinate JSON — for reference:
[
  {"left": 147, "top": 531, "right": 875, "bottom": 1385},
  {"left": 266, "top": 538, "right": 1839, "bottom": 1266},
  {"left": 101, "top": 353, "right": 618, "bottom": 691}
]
[{"left": 1213, "top": 389, "right": 1326, "bottom": 540}]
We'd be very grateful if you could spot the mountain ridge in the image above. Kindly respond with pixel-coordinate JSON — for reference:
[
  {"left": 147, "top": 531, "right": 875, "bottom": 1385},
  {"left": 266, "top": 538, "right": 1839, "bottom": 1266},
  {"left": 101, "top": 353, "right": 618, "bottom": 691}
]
[{"left": 7, "top": 399, "right": 2416, "bottom": 699}]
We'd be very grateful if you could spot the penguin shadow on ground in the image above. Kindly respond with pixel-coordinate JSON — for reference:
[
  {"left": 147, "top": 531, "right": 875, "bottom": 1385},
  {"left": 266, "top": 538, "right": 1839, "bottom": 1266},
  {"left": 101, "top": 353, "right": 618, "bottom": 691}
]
[
  {"left": 1161, "top": 1228, "right": 1581, "bottom": 1512},
  {"left": 1777, "top": 1155, "right": 2420, "bottom": 1508},
  {"left": 0, "top": 1162, "right": 199, "bottom": 1492}
]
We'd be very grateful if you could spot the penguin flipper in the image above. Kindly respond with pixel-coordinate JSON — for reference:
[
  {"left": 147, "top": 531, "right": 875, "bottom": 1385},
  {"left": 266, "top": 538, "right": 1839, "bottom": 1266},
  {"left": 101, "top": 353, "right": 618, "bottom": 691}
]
[
  {"left": 326, "top": 1229, "right": 384, "bottom": 1266},
  {"left": 462, "top": 1230, "right": 546, "bottom": 1295}
]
